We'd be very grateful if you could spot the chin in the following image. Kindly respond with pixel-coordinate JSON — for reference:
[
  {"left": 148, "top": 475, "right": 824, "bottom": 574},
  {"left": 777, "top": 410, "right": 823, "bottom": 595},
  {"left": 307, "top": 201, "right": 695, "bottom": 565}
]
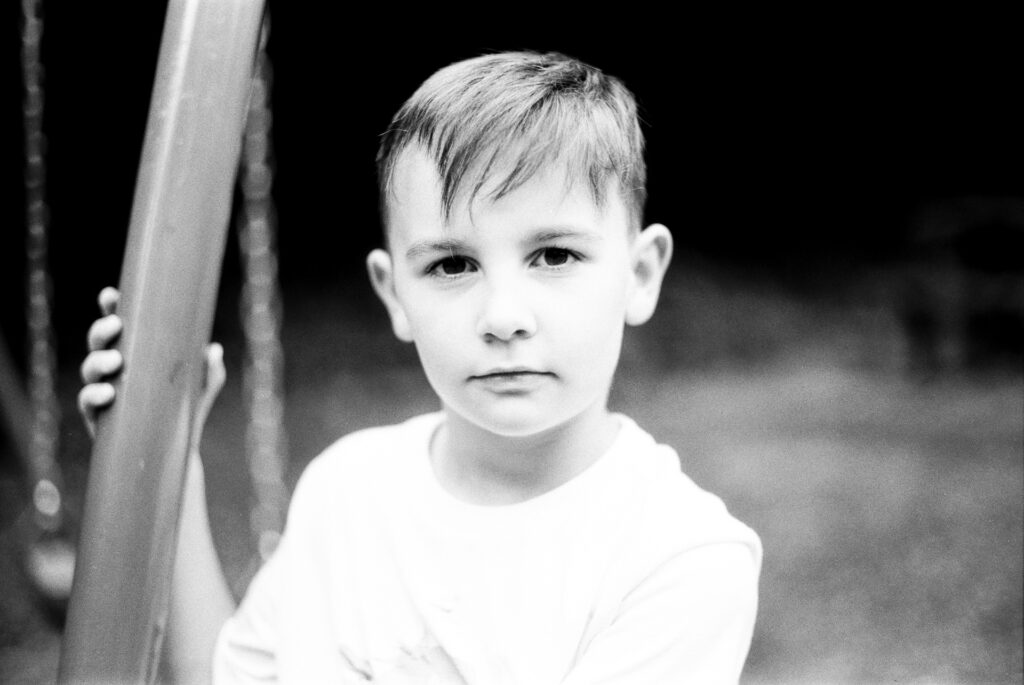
[
  {"left": 448, "top": 393, "right": 607, "bottom": 440},
  {"left": 450, "top": 403, "right": 574, "bottom": 439}
]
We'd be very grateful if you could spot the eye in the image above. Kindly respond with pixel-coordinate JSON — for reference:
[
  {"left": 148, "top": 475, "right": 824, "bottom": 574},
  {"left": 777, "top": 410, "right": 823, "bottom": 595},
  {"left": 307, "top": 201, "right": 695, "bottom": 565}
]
[
  {"left": 428, "top": 255, "right": 475, "bottom": 278},
  {"left": 533, "top": 247, "right": 577, "bottom": 268}
]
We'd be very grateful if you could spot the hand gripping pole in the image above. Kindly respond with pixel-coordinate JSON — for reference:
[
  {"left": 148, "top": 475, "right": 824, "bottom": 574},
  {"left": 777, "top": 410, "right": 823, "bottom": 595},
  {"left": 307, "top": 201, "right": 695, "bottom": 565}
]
[{"left": 58, "top": 1, "right": 265, "bottom": 682}]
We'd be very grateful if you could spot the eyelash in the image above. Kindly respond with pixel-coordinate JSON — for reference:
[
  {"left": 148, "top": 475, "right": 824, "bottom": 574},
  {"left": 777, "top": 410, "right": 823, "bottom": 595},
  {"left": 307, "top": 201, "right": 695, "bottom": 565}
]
[
  {"left": 424, "top": 247, "right": 582, "bottom": 279},
  {"left": 425, "top": 255, "right": 476, "bottom": 279},
  {"left": 531, "top": 247, "right": 579, "bottom": 268}
]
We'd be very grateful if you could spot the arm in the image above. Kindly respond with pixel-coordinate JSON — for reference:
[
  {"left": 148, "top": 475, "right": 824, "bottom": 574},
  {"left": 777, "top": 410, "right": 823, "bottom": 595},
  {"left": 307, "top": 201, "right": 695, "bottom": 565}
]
[
  {"left": 165, "top": 451, "right": 237, "bottom": 684},
  {"left": 80, "top": 287, "right": 236, "bottom": 684},
  {"left": 562, "top": 543, "right": 760, "bottom": 685},
  {"left": 165, "top": 333, "right": 237, "bottom": 683}
]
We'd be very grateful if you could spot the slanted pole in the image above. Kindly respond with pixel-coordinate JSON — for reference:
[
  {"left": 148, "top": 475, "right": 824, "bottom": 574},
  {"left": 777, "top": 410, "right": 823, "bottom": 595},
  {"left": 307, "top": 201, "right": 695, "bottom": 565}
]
[
  {"left": 58, "top": 1, "right": 265, "bottom": 682},
  {"left": 0, "top": 335, "right": 32, "bottom": 482}
]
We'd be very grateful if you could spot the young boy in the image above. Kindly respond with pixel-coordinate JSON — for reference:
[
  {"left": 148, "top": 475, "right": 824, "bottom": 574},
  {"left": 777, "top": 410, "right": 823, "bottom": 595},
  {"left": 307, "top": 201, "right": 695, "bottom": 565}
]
[{"left": 80, "top": 51, "right": 761, "bottom": 683}]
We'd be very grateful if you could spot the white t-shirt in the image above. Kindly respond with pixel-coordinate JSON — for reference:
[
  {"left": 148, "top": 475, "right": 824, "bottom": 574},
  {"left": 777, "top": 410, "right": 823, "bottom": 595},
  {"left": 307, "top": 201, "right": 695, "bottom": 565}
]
[{"left": 214, "top": 412, "right": 762, "bottom": 684}]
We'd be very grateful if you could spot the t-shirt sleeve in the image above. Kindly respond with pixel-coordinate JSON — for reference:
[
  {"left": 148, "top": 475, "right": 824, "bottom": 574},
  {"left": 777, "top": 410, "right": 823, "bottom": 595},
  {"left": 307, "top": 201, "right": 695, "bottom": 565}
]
[
  {"left": 212, "top": 550, "right": 284, "bottom": 684},
  {"left": 561, "top": 541, "right": 760, "bottom": 685},
  {"left": 212, "top": 454, "right": 335, "bottom": 684}
]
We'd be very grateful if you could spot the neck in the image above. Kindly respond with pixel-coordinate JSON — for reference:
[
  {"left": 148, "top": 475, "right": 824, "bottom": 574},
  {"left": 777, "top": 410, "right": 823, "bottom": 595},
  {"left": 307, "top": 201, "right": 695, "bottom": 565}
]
[{"left": 431, "top": 403, "right": 620, "bottom": 506}]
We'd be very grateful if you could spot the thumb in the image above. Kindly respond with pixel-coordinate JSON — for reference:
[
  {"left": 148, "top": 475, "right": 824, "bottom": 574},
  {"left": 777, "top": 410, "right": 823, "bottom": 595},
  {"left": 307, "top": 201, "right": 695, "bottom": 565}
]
[{"left": 189, "top": 343, "right": 225, "bottom": 456}]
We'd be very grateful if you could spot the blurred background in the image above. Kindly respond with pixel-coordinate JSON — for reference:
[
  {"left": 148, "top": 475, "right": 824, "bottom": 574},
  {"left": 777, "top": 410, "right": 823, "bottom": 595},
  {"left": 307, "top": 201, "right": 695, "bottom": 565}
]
[{"left": 1, "top": 4, "right": 1021, "bottom": 683}]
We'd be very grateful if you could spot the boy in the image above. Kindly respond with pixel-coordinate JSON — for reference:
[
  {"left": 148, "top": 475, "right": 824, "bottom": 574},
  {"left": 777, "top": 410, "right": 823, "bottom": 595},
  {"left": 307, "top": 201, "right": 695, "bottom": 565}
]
[{"left": 80, "top": 51, "right": 761, "bottom": 683}]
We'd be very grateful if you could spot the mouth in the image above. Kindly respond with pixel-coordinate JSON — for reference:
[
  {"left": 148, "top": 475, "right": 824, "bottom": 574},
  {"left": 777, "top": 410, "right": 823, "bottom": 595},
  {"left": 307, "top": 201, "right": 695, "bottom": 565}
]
[
  {"left": 471, "top": 367, "right": 551, "bottom": 380},
  {"left": 469, "top": 368, "right": 554, "bottom": 391}
]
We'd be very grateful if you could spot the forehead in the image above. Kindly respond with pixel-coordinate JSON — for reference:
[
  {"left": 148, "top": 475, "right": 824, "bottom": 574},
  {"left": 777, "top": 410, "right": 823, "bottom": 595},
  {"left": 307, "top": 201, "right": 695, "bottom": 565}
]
[{"left": 384, "top": 146, "right": 629, "bottom": 243}]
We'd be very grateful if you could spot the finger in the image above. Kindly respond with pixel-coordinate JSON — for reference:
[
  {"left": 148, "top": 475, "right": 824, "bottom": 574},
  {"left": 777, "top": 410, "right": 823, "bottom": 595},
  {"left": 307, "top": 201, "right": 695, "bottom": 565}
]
[
  {"left": 98, "top": 287, "right": 120, "bottom": 316},
  {"left": 203, "top": 343, "right": 226, "bottom": 396},
  {"left": 190, "top": 343, "right": 226, "bottom": 455},
  {"left": 78, "top": 382, "right": 116, "bottom": 411},
  {"left": 77, "top": 383, "right": 115, "bottom": 439},
  {"left": 80, "top": 349, "right": 123, "bottom": 384},
  {"left": 86, "top": 314, "right": 123, "bottom": 351},
  {"left": 194, "top": 344, "right": 226, "bottom": 426}
]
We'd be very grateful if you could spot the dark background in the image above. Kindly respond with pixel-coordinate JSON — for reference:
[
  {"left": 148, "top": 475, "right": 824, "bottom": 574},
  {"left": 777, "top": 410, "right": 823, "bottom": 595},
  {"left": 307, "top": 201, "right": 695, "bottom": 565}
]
[
  {"left": 3, "top": 4, "right": 1022, "bottom": 365},
  {"left": 1, "top": 5, "right": 1023, "bottom": 683}
]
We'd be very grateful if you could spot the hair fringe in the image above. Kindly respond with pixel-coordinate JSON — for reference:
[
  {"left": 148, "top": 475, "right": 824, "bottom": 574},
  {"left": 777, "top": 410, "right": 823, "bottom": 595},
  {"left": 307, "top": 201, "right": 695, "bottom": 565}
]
[{"left": 377, "top": 51, "right": 647, "bottom": 230}]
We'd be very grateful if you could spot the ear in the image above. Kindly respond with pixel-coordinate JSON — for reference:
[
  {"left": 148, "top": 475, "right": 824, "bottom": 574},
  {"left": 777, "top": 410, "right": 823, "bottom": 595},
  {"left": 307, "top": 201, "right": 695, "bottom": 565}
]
[
  {"left": 366, "top": 249, "right": 413, "bottom": 342},
  {"left": 626, "top": 223, "right": 673, "bottom": 326}
]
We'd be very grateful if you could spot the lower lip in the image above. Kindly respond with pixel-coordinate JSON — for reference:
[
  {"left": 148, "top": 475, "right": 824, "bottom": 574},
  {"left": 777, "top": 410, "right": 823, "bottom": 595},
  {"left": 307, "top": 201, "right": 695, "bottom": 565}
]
[{"left": 471, "top": 372, "right": 552, "bottom": 393}]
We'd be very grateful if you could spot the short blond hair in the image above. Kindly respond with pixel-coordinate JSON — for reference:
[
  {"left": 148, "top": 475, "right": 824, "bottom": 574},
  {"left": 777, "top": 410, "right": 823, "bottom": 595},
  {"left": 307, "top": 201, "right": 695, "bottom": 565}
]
[{"left": 377, "top": 51, "right": 646, "bottom": 231}]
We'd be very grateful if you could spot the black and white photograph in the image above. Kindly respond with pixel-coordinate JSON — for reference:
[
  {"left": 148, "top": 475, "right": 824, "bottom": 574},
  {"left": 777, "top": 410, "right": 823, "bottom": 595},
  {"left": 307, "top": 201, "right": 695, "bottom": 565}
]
[{"left": 1, "top": 3, "right": 1021, "bottom": 683}]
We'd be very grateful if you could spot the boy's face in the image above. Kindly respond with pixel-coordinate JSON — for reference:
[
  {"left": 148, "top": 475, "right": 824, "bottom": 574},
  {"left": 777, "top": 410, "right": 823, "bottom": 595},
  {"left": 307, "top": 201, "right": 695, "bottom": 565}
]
[{"left": 368, "top": 147, "right": 670, "bottom": 439}]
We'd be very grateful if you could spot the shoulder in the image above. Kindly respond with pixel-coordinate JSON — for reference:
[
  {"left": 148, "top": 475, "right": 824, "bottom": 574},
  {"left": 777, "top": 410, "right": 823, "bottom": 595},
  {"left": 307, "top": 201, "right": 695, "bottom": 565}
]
[
  {"left": 612, "top": 414, "right": 762, "bottom": 574},
  {"left": 297, "top": 412, "right": 441, "bottom": 484},
  {"left": 286, "top": 411, "right": 441, "bottom": 518},
  {"left": 569, "top": 417, "right": 762, "bottom": 677}
]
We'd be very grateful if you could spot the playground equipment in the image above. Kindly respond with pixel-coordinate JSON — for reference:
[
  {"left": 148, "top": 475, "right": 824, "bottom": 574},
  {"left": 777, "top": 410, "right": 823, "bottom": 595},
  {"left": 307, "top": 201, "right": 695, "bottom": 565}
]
[
  {"left": 5, "top": 1, "right": 291, "bottom": 677},
  {"left": 237, "top": 19, "right": 290, "bottom": 568},
  {"left": 56, "top": 0, "right": 276, "bottom": 681},
  {"left": 13, "top": 0, "right": 75, "bottom": 607}
]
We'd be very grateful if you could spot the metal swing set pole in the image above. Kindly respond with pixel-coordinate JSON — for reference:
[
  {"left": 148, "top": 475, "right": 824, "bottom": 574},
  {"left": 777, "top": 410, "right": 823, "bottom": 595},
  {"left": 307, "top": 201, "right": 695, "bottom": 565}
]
[{"left": 58, "top": 1, "right": 265, "bottom": 682}]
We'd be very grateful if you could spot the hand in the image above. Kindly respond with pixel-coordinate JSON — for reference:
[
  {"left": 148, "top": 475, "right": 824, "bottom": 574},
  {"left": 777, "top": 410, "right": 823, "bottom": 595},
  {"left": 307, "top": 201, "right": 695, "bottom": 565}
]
[
  {"left": 77, "top": 287, "right": 226, "bottom": 447},
  {"left": 77, "top": 287, "right": 123, "bottom": 439}
]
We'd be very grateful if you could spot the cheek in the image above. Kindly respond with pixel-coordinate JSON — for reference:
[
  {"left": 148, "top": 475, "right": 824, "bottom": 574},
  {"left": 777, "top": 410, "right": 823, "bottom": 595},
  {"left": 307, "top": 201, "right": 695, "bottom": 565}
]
[
  {"left": 409, "top": 332, "right": 460, "bottom": 400},
  {"left": 403, "top": 302, "right": 464, "bottom": 372},
  {"left": 405, "top": 299, "right": 460, "bottom": 345},
  {"left": 548, "top": 287, "right": 628, "bottom": 370},
  {"left": 557, "top": 270, "right": 630, "bottom": 334}
]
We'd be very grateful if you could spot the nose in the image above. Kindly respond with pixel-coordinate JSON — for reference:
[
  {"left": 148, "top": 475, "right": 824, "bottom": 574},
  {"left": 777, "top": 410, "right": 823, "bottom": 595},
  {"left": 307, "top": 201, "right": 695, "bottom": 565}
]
[{"left": 475, "top": 277, "right": 537, "bottom": 343}]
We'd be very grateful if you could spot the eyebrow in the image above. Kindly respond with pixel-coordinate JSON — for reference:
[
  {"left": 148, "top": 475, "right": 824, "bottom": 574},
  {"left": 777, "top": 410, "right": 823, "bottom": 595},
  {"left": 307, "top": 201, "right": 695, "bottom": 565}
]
[
  {"left": 403, "top": 227, "right": 599, "bottom": 260},
  {"left": 529, "top": 227, "right": 599, "bottom": 244},
  {"left": 405, "top": 239, "right": 468, "bottom": 260}
]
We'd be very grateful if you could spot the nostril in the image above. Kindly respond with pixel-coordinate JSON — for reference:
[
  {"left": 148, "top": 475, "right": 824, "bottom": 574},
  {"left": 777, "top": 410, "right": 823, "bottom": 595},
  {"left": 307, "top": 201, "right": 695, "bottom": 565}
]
[
  {"left": 476, "top": 283, "right": 537, "bottom": 341},
  {"left": 482, "top": 327, "right": 530, "bottom": 344}
]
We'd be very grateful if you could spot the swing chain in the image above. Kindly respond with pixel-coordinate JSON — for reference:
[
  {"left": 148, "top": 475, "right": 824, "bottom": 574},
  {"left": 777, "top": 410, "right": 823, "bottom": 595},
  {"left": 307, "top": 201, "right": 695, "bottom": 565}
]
[
  {"left": 21, "top": 0, "right": 63, "bottom": 531},
  {"left": 238, "top": 15, "right": 289, "bottom": 563}
]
